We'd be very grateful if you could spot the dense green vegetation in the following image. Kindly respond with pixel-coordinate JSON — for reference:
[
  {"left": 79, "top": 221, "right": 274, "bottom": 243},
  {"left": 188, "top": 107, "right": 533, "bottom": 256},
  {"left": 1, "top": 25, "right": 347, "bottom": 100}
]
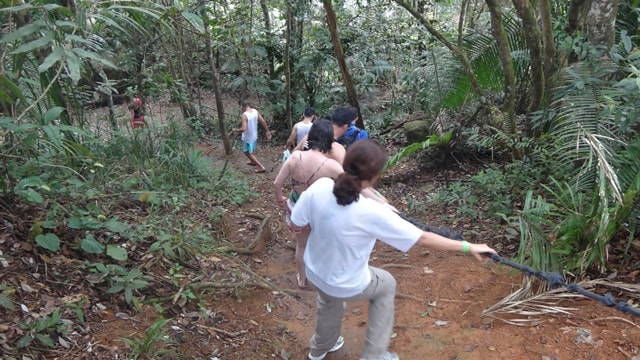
[{"left": 1, "top": 0, "right": 639, "bottom": 357}]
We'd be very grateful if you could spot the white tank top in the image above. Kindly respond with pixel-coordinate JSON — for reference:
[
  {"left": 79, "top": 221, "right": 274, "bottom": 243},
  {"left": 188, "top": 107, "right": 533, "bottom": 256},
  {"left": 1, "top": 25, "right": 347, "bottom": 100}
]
[
  {"left": 296, "top": 122, "right": 313, "bottom": 145},
  {"left": 241, "top": 109, "right": 258, "bottom": 143}
]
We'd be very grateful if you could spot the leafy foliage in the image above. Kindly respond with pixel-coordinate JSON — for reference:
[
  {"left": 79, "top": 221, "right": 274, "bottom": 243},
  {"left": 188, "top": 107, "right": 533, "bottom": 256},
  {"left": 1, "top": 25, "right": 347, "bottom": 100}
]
[
  {"left": 516, "top": 33, "right": 640, "bottom": 274},
  {"left": 121, "top": 318, "right": 174, "bottom": 359}
]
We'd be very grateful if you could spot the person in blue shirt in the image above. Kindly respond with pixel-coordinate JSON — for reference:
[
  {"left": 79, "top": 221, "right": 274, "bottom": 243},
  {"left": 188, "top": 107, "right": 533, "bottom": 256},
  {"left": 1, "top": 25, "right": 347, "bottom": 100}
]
[{"left": 332, "top": 106, "right": 368, "bottom": 148}]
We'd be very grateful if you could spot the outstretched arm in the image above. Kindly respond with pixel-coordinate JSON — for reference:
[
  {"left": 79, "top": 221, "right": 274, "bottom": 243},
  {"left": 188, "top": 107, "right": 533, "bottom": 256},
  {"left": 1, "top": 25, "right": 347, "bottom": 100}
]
[{"left": 416, "top": 231, "right": 496, "bottom": 261}]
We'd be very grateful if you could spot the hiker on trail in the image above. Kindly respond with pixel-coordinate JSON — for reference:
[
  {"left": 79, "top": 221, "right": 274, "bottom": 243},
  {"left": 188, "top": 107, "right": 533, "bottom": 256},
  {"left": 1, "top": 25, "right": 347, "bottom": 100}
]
[
  {"left": 275, "top": 120, "right": 393, "bottom": 290},
  {"left": 285, "top": 107, "right": 315, "bottom": 150},
  {"left": 331, "top": 106, "right": 368, "bottom": 148},
  {"left": 129, "top": 97, "right": 146, "bottom": 129},
  {"left": 289, "top": 139, "right": 496, "bottom": 360},
  {"left": 274, "top": 119, "right": 343, "bottom": 289},
  {"left": 293, "top": 105, "right": 368, "bottom": 162},
  {"left": 232, "top": 99, "right": 272, "bottom": 173}
]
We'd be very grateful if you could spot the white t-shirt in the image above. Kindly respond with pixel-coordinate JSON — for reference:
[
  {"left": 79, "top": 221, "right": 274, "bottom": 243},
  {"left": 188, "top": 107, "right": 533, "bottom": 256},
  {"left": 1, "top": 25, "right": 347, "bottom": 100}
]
[
  {"left": 296, "top": 122, "right": 313, "bottom": 145},
  {"left": 290, "top": 177, "right": 422, "bottom": 298},
  {"left": 242, "top": 108, "right": 258, "bottom": 144}
]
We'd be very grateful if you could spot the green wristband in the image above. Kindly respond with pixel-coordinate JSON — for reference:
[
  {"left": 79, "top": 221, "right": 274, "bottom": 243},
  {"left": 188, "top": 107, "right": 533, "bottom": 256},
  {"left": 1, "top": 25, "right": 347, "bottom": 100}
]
[{"left": 461, "top": 240, "right": 470, "bottom": 253}]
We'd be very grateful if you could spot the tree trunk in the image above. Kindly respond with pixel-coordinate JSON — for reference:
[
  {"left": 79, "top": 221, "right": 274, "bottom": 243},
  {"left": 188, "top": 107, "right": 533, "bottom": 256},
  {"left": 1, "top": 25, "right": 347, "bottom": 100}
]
[
  {"left": 259, "top": 0, "right": 275, "bottom": 78},
  {"left": 566, "top": 0, "right": 590, "bottom": 35},
  {"left": 204, "top": 21, "right": 232, "bottom": 156},
  {"left": 585, "top": 0, "right": 619, "bottom": 49},
  {"left": 394, "top": 0, "right": 484, "bottom": 101},
  {"left": 285, "top": 4, "right": 292, "bottom": 129},
  {"left": 485, "top": 0, "right": 519, "bottom": 158},
  {"left": 458, "top": 0, "right": 470, "bottom": 48},
  {"left": 512, "top": 0, "right": 544, "bottom": 112},
  {"left": 322, "top": 0, "right": 363, "bottom": 129},
  {"left": 539, "top": 0, "right": 556, "bottom": 81}
]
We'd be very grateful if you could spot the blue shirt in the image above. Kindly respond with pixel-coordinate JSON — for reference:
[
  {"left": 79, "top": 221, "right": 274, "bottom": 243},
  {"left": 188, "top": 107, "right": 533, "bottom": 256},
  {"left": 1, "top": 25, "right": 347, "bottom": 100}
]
[{"left": 336, "top": 124, "right": 368, "bottom": 148}]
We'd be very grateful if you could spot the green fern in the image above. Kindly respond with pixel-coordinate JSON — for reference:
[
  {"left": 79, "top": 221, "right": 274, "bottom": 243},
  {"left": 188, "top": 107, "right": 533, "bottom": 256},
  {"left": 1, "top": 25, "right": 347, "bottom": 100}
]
[
  {"left": 521, "top": 35, "right": 640, "bottom": 275},
  {"left": 385, "top": 131, "right": 453, "bottom": 169}
]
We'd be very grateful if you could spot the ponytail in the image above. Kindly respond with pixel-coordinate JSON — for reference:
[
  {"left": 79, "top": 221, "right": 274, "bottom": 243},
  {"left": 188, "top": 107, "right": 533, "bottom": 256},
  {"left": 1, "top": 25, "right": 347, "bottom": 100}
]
[
  {"left": 332, "top": 140, "right": 388, "bottom": 206},
  {"left": 333, "top": 173, "right": 362, "bottom": 205}
]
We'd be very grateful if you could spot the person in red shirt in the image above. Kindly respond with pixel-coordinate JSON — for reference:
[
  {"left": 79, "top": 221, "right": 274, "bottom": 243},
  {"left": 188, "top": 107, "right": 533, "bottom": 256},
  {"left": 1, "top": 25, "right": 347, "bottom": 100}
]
[{"left": 129, "top": 97, "right": 146, "bottom": 129}]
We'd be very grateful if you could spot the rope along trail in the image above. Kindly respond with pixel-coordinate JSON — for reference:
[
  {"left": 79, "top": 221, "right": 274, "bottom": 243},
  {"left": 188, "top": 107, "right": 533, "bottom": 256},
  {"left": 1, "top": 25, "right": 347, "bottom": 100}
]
[{"left": 399, "top": 214, "right": 640, "bottom": 318}]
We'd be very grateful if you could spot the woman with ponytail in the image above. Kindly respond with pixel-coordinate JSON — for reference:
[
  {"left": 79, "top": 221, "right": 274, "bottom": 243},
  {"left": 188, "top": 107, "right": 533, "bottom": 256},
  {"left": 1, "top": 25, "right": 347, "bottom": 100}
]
[{"left": 290, "top": 140, "right": 497, "bottom": 360}]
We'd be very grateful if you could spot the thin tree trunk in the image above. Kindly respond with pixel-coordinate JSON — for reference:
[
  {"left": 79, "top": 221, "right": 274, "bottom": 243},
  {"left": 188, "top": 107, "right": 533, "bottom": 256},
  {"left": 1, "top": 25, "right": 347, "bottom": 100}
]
[
  {"left": 285, "top": 4, "right": 292, "bottom": 129},
  {"left": 458, "top": 0, "right": 470, "bottom": 48},
  {"left": 259, "top": 0, "right": 274, "bottom": 78},
  {"left": 539, "top": 0, "right": 556, "bottom": 82},
  {"left": 512, "top": 0, "right": 544, "bottom": 112},
  {"left": 204, "top": 21, "right": 232, "bottom": 156},
  {"left": 394, "top": 0, "right": 484, "bottom": 101},
  {"left": 177, "top": 29, "right": 196, "bottom": 119},
  {"left": 485, "top": 0, "right": 519, "bottom": 159},
  {"left": 322, "top": 0, "right": 363, "bottom": 129}
]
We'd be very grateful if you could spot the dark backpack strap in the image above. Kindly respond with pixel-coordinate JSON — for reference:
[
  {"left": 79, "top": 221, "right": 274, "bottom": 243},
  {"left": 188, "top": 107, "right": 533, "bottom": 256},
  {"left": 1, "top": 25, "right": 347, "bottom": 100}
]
[{"left": 337, "top": 129, "right": 360, "bottom": 148}]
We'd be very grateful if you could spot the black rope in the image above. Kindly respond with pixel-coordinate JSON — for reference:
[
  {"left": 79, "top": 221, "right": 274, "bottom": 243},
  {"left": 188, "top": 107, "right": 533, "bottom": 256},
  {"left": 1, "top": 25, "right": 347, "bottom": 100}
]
[
  {"left": 403, "top": 215, "right": 640, "bottom": 318},
  {"left": 398, "top": 213, "right": 463, "bottom": 240}
]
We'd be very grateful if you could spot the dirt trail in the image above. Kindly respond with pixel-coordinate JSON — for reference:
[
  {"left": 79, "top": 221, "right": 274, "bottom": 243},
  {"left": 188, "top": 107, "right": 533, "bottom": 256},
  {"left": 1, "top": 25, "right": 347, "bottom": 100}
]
[
  {"left": 5, "top": 106, "right": 637, "bottom": 359},
  {"left": 201, "top": 140, "right": 640, "bottom": 360}
]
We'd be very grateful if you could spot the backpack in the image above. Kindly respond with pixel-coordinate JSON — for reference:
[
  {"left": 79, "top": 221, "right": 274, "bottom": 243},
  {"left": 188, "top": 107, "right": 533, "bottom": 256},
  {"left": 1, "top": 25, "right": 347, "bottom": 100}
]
[{"left": 337, "top": 126, "right": 367, "bottom": 148}]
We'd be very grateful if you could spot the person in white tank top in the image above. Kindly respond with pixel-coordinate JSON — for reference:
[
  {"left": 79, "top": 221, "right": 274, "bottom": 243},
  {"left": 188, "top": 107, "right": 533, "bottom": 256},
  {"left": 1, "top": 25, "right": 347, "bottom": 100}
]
[
  {"left": 285, "top": 107, "right": 315, "bottom": 150},
  {"left": 232, "top": 99, "right": 272, "bottom": 173}
]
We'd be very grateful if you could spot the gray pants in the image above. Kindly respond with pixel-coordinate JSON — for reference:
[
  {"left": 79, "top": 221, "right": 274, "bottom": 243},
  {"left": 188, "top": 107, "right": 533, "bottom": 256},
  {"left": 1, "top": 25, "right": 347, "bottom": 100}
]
[{"left": 309, "top": 266, "right": 396, "bottom": 360}]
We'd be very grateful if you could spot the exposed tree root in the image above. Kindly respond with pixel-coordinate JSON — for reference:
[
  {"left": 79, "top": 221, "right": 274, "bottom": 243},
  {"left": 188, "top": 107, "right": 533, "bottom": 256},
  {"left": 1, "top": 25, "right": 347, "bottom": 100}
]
[
  {"left": 195, "top": 324, "right": 247, "bottom": 338},
  {"left": 214, "top": 215, "right": 271, "bottom": 255},
  {"left": 396, "top": 292, "right": 424, "bottom": 302},
  {"left": 381, "top": 263, "right": 421, "bottom": 270}
]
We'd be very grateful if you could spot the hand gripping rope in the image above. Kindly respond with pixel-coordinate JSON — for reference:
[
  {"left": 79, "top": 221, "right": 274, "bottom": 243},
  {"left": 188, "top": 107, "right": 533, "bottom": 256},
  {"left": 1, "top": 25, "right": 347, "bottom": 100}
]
[{"left": 399, "top": 214, "right": 640, "bottom": 318}]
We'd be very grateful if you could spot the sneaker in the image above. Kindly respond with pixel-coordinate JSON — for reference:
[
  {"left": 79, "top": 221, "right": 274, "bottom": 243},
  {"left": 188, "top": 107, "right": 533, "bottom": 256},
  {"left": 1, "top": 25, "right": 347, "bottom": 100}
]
[
  {"left": 308, "top": 336, "right": 345, "bottom": 360},
  {"left": 360, "top": 352, "right": 399, "bottom": 360}
]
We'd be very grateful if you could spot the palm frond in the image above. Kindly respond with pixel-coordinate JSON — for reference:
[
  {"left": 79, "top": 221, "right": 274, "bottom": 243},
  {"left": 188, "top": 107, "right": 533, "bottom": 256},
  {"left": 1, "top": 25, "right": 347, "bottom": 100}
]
[
  {"left": 483, "top": 277, "right": 640, "bottom": 326},
  {"left": 385, "top": 131, "right": 453, "bottom": 169}
]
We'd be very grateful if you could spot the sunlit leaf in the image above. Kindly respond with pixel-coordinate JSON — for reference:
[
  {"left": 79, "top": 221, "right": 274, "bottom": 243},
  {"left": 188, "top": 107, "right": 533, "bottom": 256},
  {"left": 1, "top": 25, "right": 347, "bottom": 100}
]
[
  {"left": 66, "top": 50, "right": 81, "bottom": 84},
  {"left": 36, "top": 333, "right": 55, "bottom": 347},
  {"left": 0, "top": 293, "right": 15, "bottom": 311},
  {"left": 107, "top": 285, "right": 124, "bottom": 293},
  {"left": 107, "top": 245, "right": 127, "bottom": 261},
  {"left": 42, "top": 3, "right": 63, "bottom": 11},
  {"left": 67, "top": 217, "right": 84, "bottom": 229},
  {"left": 182, "top": 11, "right": 204, "bottom": 33},
  {"left": 55, "top": 20, "right": 77, "bottom": 29},
  {"left": 104, "top": 218, "right": 130, "bottom": 234},
  {"left": 19, "top": 189, "right": 44, "bottom": 204},
  {"left": 42, "top": 125, "right": 62, "bottom": 146},
  {"left": 10, "top": 33, "right": 54, "bottom": 54},
  {"left": 43, "top": 107, "right": 65, "bottom": 124},
  {"left": 38, "top": 46, "right": 64, "bottom": 73},
  {"left": 36, "top": 233, "right": 60, "bottom": 252},
  {"left": 0, "top": 20, "right": 43, "bottom": 43},
  {"left": 16, "top": 335, "right": 33, "bottom": 349},
  {"left": 81, "top": 235, "right": 106, "bottom": 254},
  {"left": 71, "top": 48, "right": 116, "bottom": 69}
]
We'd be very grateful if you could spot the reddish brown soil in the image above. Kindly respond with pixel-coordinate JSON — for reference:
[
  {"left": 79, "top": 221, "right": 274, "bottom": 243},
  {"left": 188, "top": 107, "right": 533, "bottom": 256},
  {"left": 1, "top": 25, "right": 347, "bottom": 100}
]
[
  {"left": 1, "top": 110, "right": 639, "bottom": 360},
  {"left": 106, "top": 141, "right": 637, "bottom": 360}
]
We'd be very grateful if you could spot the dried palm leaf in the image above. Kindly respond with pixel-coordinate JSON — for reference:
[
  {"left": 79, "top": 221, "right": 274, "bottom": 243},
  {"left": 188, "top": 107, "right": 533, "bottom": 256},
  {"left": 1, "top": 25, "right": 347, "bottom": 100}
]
[{"left": 482, "top": 276, "right": 640, "bottom": 326}]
